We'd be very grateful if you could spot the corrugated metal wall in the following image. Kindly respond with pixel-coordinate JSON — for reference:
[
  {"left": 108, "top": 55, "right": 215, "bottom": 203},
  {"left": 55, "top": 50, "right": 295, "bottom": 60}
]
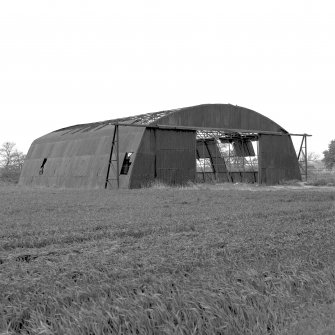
[
  {"left": 129, "top": 129, "right": 196, "bottom": 188},
  {"left": 155, "top": 129, "right": 196, "bottom": 185},
  {"left": 20, "top": 125, "right": 145, "bottom": 189},
  {"left": 258, "top": 134, "right": 301, "bottom": 184},
  {"left": 19, "top": 127, "right": 114, "bottom": 188}
]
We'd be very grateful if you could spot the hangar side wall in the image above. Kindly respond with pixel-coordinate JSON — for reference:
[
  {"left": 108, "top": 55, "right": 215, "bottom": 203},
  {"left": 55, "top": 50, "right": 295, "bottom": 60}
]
[
  {"left": 259, "top": 134, "right": 301, "bottom": 184},
  {"left": 129, "top": 129, "right": 196, "bottom": 188},
  {"left": 19, "top": 125, "right": 145, "bottom": 189}
]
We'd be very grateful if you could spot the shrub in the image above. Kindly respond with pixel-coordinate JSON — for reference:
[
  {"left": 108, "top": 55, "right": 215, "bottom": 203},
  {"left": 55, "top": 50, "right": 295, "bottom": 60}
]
[
  {"left": 306, "top": 169, "right": 335, "bottom": 187},
  {"left": 0, "top": 167, "right": 21, "bottom": 184}
]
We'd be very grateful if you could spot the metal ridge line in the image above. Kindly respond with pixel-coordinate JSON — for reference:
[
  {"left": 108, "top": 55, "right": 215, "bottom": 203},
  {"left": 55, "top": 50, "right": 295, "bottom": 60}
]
[{"left": 109, "top": 122, "right": 312, "bottom": 137}]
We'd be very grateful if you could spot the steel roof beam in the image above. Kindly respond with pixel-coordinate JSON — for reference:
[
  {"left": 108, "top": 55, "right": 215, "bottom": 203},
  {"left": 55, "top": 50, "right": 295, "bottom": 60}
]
[{"left": 110, "top": 122, "right": 311, "bottom": 137}]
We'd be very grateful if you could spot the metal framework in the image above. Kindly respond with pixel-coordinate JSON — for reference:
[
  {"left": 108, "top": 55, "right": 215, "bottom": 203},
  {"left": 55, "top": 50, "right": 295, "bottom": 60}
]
[
  {"left": 297, "top": 134, "right": 309, "bottom": 181},
  {"left": 55, "top": 110, "right": 180, "bottom": 134},
  {"left": 105, "top": 124, "right": 120, "bottom": 188},
  {"left": 195, "top": 130, "right": 259, "bottom": 183}
]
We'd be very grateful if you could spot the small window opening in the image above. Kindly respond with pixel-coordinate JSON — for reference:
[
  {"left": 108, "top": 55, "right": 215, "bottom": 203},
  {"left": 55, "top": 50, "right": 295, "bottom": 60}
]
[
  {"left": 39, "top": 158, "right": 47, "bottom": 175},
  {"left": 120, "top": 152, "right": 133, "bottom": 175}
]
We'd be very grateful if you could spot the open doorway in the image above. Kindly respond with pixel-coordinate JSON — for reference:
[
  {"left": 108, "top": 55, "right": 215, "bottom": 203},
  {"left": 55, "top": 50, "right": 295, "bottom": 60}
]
[{"left": 196, "top": 130, "right": 259, "bottom": 183}]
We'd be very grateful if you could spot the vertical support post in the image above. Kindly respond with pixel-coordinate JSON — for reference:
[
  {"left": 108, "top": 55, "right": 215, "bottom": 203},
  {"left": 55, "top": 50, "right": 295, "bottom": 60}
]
[
  {"left": 228, "top": 141, "right": 231, "bottom": 171},
  {"left": 194, "top": 131, "right": 197, "bottom": 183},
  {"left": 298, "top": 136, "right": 304, "bottom": 160},
  {"left": 217, "top": 136, "right": 219, "bottom": 183},
  {"left": 304, "top": 134, "right": 308, "bottom": 182},
  {"left": 116, "top": 123, "right": 120, "bottom": 189},
  {"left": 228, "top": 140, "right": 233, "bottom": 183},
  {"left": 226, "top": 141, "right": 232, "bottom": 183},
  {"left": 297, "top": 134, "right": 308, "bottom": 182},
  {"left": 105, "top": 125, "right": 116, "bottom": 189},
  {"left": 257, "top": 135, "right": 262, "bottom": 185}
]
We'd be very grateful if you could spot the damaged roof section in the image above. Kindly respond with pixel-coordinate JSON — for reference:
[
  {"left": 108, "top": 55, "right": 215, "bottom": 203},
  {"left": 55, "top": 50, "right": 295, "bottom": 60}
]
[{"left": 54, "top": 108, "right": 182, "bottom": 134}]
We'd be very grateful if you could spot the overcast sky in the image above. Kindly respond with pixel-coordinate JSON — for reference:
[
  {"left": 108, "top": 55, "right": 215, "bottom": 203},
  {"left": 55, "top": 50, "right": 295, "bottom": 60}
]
[{"left": 0, "top": 0, "right": 334, "bottom": 156}]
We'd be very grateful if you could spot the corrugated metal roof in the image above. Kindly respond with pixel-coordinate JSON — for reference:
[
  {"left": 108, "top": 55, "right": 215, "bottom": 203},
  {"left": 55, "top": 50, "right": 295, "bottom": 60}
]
[{"left": 54, "top": 108, "right": 181, "bottom": 133}]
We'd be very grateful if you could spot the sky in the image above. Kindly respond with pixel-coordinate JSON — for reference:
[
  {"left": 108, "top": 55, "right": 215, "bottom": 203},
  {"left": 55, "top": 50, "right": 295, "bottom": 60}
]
[{"left": 0, "top": 0, "right": 334, "bottom": 157}]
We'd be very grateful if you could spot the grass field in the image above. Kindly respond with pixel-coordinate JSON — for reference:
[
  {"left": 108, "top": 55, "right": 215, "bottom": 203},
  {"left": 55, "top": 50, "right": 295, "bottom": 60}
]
[{"left": 0, "top": 184, "right": 335, "bottom": 334}]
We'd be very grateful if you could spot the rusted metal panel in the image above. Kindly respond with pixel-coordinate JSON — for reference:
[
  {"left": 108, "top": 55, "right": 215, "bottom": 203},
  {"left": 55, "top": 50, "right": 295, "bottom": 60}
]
[
  {"left": 258, "top": 134, "right": 301, "bottom": 184},
  {"left": 129, "top": 129, "right": 196, "bottom": 188},
  {"left": 155, "top": 129, "right": 196, "bottom": 185}
]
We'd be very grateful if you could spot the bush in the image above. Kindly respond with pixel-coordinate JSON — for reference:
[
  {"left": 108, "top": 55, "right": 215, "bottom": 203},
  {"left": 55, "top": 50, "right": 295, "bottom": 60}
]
[
  {"left": 307, "top": 178, "right": 335, "bottom": 187},
  {"left": 0, "top": 167, "right": 21, "bottom": 184},
  {"left": 306, "top": 169, "right": 335, "bottom": 187}
]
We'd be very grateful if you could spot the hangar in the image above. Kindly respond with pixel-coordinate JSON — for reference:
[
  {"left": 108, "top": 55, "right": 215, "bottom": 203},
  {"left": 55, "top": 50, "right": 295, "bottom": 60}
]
[{"left": 19, "top": 104, "right": 309, "bottom": 188}]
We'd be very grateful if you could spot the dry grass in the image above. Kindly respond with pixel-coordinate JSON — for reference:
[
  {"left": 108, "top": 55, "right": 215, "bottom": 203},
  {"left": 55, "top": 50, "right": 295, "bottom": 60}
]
[{"left": 0, "top": 184, "right": 335, "bottom": 334}]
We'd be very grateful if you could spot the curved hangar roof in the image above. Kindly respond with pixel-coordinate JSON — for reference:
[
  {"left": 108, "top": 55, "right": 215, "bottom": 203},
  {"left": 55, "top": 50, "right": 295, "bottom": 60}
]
[
  {"left": 55, "top": 103, "right": 286, "bottom": 134},
  {"left": 19, "top": 104, "right": 300, "bottom": 188}
]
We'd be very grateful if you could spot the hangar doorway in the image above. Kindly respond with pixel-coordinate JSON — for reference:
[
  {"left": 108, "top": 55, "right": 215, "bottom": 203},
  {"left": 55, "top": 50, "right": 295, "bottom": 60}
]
[{"left": 196, "top": 130, "right": 259, "bottom": 183}]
